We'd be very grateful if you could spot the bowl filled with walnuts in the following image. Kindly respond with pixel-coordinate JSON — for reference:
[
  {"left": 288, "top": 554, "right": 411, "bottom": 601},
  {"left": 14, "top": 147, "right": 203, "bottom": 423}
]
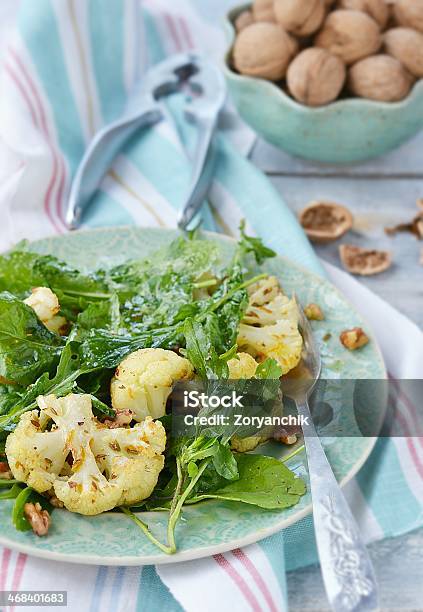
[{"left": 223, "top": 0, "right": 423, "bottom": 163}]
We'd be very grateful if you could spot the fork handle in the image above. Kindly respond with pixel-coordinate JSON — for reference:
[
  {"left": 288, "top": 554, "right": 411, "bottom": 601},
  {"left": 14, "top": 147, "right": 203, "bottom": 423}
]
[{"left": 296, "top": 398, "right": 379, "bottom": 612}]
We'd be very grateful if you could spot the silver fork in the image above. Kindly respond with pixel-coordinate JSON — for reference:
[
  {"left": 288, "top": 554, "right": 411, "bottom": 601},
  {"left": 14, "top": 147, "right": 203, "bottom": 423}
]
[{"left": 281, "top": 307, "right": 379, "bottom": 612}]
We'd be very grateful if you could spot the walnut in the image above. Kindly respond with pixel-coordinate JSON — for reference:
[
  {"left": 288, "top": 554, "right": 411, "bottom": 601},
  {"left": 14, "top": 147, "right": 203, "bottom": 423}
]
[
  {"left": 340, "top": 327, "right": 369, "bottom": 350},
  {"left": 252, "top": 0, "right": 275, "bottom": 22},
  {"left": 394, "top": 0, "right": 423, "bottom": 34},
  {"left": 304, "top": 303, "right": 325, "bottom": 320},
  {"left": 0, "top": 461, "right": 12, "bottom": 480},
  {"left": 233, "top": 23, "right": 297, "bottom": 80},
  {"left": 275, "top": 434, "right": 298, "bottom": 445},
  {"left": 235, "top": 10, "right": 255, "bottom": 32},
  {"left": 24, "top": 502, "right": 51, "bottom": 537},
  {"left": 348, "top": 54, "right": 413, "bottom": 101},
  {"left": 299, "top": 200, "right": 353, "bottom": 243},
  {"left": 339, "top": 244, "right": 392, "bottom": 275},
  {"left": 315, "top": 10, "right": 382, "bottom": 64},
  {"left": 274, "top": 0, "right": 326, "bottom": 36},
  {"left": 337, "top": 0, "right": 389, "bottom": 30},
  {"left": 287, "top": 48, "right": 346, "bottom": 106},
  {"left": 384, "top": 27, "right": 423, "bottom": 78}
]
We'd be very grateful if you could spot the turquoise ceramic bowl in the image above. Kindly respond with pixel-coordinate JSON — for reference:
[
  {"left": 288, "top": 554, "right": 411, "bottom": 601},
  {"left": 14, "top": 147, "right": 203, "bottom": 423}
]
[{"left": 223, "top": 5, "right": 423, "bottom": 164}]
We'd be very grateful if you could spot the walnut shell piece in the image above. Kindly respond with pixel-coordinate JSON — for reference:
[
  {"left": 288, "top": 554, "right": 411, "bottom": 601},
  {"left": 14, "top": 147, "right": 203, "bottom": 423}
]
[
  {"left": 348, "top": 54, "right": 413, "bottom": 101},
  {"left": 340, "top": 327, "right": 369, "bottom": 350},
  {"left": 339, "top": 244, "right": 392, "bottom": 275},
  {"left": 384, "top": 27, "right": 423, "bottom": 78},
  {"left": 315, "top": 10, "right": 382, "bottom": 65},
  {"left": 299, "top": 200, "right": 353, "bottom": 243},
  {"left": 394, "top": 0, "right": 423, "bottom": 34},
  {"left": 235, "top": 10, "right": 255, "bottom": 32},
  {"left": 304, "top": 303, "right": 325, "bottom": 320},
  {"left": 337, "top": 0, "right": 389, "bottom": 30},
  {"left": 287, "top": 48, "right": 346, "bottom": 106},
  {"left": 233, "top": 23, "right": 296, "bottom": 80},
  {"left": 252, "top": 0, "right": 276, "bottom": 22},
  {"left": 274, "top": 0, "right": 326, "bottom": 37}
]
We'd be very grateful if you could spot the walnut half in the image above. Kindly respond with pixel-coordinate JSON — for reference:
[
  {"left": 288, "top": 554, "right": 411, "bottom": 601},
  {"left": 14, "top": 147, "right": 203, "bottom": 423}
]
[
  {"left": 340, "top": 327, "right": 369, "bottom": 350},
  {"left": 339, "top": 244, "right": 392, "bottom": 275},
  {"left": 299, "top": 201, "right": 353, "bottom": 244},
  {"left": 304, "top": 303, "right": 325, "bottom": 321},
  {"left": 24, "top": 502, "right": 51, "bottom": 537}
]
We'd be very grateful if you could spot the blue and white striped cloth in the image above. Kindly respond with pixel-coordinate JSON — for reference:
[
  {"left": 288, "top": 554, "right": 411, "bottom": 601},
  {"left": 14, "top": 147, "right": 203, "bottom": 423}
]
[{"left": 0, "top": 2, "right": 422, "bottom": 611}]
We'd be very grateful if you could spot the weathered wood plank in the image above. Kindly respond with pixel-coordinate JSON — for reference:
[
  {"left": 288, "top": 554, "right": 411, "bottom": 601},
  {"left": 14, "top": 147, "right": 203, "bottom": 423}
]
[{"left": 252, "top": 132, "right": 423, "bottom": 177}]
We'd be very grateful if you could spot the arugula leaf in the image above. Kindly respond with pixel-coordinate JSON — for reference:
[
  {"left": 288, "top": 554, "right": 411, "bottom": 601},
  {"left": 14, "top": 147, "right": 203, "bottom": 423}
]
[
  {"left": 188, "top": 454, "right": 306, "bottom": 509},
  {"left": 0, "top": 250, "right": 109, "bottom": 304},
  {"left": 0, "top": 342, "right": 83, "bottom": 431},
  {"left": 0, "top": 292, "right": 64, "bottom": 386},
  {"left": 184, "top": 318, "right": 231, "bottom": 379},
  {"left": 236, "top": 220, "right": 277, "bottom": 265},
  {"left": 255, "top": 358, "right": 283, "bottom": 379},
  {"left": 212, "top": 443, "right": 239, "bottom": 481}
]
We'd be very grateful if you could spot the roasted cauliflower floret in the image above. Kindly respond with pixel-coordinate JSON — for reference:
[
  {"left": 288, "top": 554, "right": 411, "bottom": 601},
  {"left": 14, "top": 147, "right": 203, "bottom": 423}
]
[
  {"left": 5, "top": 410, "right": 68, "bottom": 492},
  {"left": 5, "top": 393, "right": 166, "bottom": 516},
  {"left": 237, "top": 277, "right": 302, "bottom": 375},
  {"left": 111, "top": 348, "right": 194, "bottom": 421},
  {"left": 53, "top": 444, "right": 121, "bottom": 516},
  {"left": 24, "top": 287, "right": 67, "bottom": 334},
  {"left": 227, "top": 352, "right": 258, "bottom": 379},
  {"left": 93, "top": 417, "right": 166, "bottom": 506}
]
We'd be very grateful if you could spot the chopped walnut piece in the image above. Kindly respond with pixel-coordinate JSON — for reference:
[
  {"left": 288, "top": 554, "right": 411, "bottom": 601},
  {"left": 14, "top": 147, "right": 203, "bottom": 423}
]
[
  {"left": 104, "top": 409, "right": 133, "bottom": 429},
  {"left": 304, "top": 303, "right": 324, "bottom": 321},
  {"left": 299, "top": 201, "right": 353, "bottom": 244},
  {"left": 339, "top": 244, "right": 392, "bottom": 276},
  {"left": 24, "top": 502, "right": 51, "bottom": 537},
  {"left": 275, "top": 434, "right": 297, "bottom": 445},
  {"left": 0, "top": 461, "right": 12, "bottom": 480},
  {"left": 340, "top": 327, "right": 369, "bottom": 351}
]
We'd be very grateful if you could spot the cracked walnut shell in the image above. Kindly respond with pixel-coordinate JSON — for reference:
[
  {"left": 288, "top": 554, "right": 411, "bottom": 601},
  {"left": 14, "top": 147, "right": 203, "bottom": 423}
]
[
  {"left": 384, "top": 27, "right": 423, "bottom": 78},
  {"left": 299, "top": 201, "right": 353, "bottom": 243},
  {"left": 348, "top": 54, "right": 413, "bottom": 101},
  {"left": 339, "top": 244, "right": 392, "bottom": 275},
  {"left": 287, "top": 48, "right": 346, "bottom": 106},
  {"left": 233, "top": 22, "right": 297, "bottom": 81},
  {"left": 340, "top": 327, "right": 369, "bottom": 350},
  {"left": 274, "top": 0, "right": 326, "bottom": 37},
  {"left": 337, "top": 0, "right": 389, "bottom": 30},
  {"left": 315, "top": 10, "right": 382, "bottom": 65}
]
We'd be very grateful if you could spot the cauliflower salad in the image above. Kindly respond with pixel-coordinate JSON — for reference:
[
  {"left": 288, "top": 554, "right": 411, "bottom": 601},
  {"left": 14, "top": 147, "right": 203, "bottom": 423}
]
[{"left": 0, "top": 225, "right": 306, "bottom": 553}]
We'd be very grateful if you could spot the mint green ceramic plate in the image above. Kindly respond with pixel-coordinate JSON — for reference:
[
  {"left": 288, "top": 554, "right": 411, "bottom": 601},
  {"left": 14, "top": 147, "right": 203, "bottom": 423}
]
[{"left": 0, "top": 228, "right": 385, "bottom": 565}]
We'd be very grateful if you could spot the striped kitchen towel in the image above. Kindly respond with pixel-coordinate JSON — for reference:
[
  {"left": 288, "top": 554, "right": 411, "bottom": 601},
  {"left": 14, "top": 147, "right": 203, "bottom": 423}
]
[{"left": 0, "top": 1, "right": 422, "bottom": 611}]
